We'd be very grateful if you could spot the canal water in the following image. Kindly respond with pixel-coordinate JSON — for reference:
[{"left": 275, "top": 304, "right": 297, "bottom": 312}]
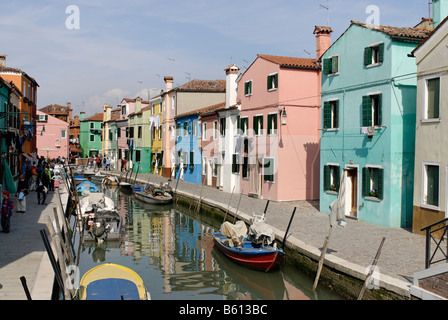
[{"left": 75, "top": 185, "right": 343, "bottom": 300}]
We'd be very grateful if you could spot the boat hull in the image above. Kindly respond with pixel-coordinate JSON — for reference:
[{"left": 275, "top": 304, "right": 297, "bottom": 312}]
[
  {"left": 212, "top": 232, "right": 284, "bottom": 272},
  {"left": 134, "top": 191, "right": 173, "bottom": 204}
]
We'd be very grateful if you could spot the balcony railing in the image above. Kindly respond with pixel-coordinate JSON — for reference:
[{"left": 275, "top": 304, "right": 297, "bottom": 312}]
[{"left": 421, "top": 218, "right": 448, "bottom": 269}]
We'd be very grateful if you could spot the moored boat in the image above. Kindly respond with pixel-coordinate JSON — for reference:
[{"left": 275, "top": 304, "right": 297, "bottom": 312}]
[
  {"left": 77, "top": 263, "right": 150, "bottom": 300},
  {"left": 83, "top": 209, "right": 122, "bottom": 242},
  {"left": 90, "top": 171, "right": 106, "bottom": 182},
  {"left": 80, "top": 191, "right": 115, "bottom": 216},
  {"left": 77, "top": 181, "right": 99, "bottom": 195},
  {"left": 74, "top": 175, "right": 87, "bottom": 185},
  {"left": 133, "top": 184, "right": 173, "bottom": 204},
  {"left": 102, "top": 175, "right": 119, "bottom": 186}
]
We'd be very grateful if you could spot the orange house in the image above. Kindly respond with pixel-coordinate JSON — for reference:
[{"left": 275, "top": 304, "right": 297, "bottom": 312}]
[{"left": 0, "top": 55, "right": 39, "bottom": 158}]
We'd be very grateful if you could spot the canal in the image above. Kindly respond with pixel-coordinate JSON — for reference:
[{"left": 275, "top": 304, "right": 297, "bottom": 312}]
[{"left": 75, "top": 185, "right": 344, "bottom": 300}]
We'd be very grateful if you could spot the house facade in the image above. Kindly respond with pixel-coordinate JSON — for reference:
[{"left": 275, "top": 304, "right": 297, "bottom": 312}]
[
  {"left": 319, "top": 21, "right": 431, "bottom": 228},
  {"left": 412, "top": 11, "right": 448, "bottom": 233},
  {"left": 80, "top": 112, "right": 103, "bottom": 158},
  {"left": 36, "top": 110, "right": 69, "bottom": 160},
  {"left": 149, "top": 95, "right": 164, "bottom": 175},
  {"left": 236, "top": 26, "right": 329, "bottom": 201},
  {"left": 128, "top": 97, "right": 151, "bottom": 173}
]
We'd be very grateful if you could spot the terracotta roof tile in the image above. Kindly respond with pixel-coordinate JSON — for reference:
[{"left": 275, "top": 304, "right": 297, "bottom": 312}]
[
  {"left": 174, "top": 79, "right": 226, "bottom": 92},
  {"left": 257, "top": 54, "right": 318, "bottom": 69},
  {"left": 351, "top": 21, "right": 431, "bottom": 41},
  {"left": 82, "top": 113, "right": 103, "bottom": 122},
  {"left": 175, "top": 102, "right": 226, "bottom": 119}
]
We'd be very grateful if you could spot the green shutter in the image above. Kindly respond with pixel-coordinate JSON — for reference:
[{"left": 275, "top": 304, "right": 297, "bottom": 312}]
[
  {"left": 364, "top": 47, "right": 372, "bottom": 66},
  {"left": 267, "top": 75, "right": 271, "bottom": 90},
  {"left": 323, "top": 58, "right": 332, "bottom": 75},
  {"left": 323, "top": 165, "right": 330, "bottom": 191},
  {"left": 274, "top": 74, "right": 278, "bottom": 88},
  {"left": 362, "top": 96, "right": 372, "bottom": 127},
  {"left": 268, "top": 114, "right": 272, "bottom": 134},
  {"left": 253, "top": 116, "right": 258, "bottom": 135},
  {"left": 190, "top": 151, "right": 194, "bottom": 167},
  {"left": 377, "top": 94, "right": 382, "bottom": 126},
  {"left": 331, "top": 56, "right": 339, "bottom": 74},
  {"left": 323, "top": 102, "right": 331, "bottom": 129},
  {"left": 242, "top": 156, "right": 248, "bottom": 178},
  {"left": 334, "top": 167, "right": 340, "bottom": 192},
  {"left": 362, "top": 167, "right": 370, "bottom": 197},
  {"left": 232, "top": 154, "right": 239, "bottom": 173},
  {"left": 378, "top": 43, "right": 384, "bottom": 63},
  {"left": 264, "top": 158, "right": 274, "bottom": 182},
  {"left": 245, "top": 82, "right": 249, "bottom": 95},
  {"left": 377, "top": 168, "right": 384, "bottom": 200},
  {"left": 334, "top": 100, "right": 339, "bottom": 128}
]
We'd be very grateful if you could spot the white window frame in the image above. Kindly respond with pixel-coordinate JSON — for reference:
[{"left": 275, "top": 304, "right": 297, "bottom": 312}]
[
  {"left": 192, "top": 119, "right": 198, "bottom": 136},
  {"left": 268, "top": 111, "right": 278, "bottom": 135},
  {"left": 267, "top": 72, "right": 278, "bottom": 91},
  {"left": 213, "top": 120, "right": 218, "bottom": 140},
  {"left": 366, "top": 41, "right": 384, "bottom": 67},
  {"left": 61, "top": 129, "right": 66, "bottom": 139},
  {"left": 422, "top": 74, "right": 441, "bottom": 123},
  {"left": 203, "top": 122, "right": 207, "bottom": 141},
  {"left": 245, "top": 80, "right": 253, "bottom": 96},
  {"left": 422, "top": 161, "right": 440, "bottom": 210},
  {"left": 203, "top": 157, "right": 207, "bottom": 175}
]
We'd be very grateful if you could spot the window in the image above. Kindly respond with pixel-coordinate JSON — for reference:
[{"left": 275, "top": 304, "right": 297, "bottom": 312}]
[
  {"left": 213, "top": 157, "right": 218, "bottom": 177},
  {"left": 362, "top": 94, "right": 382, "bottom": 127},
  {"left": 182, "top": 151, "right": 188, "bottom": 169},
  {"left": 242, "top": 156, "right": 249, "bottom": 179},
  {"left": 232, "top": 154, "right": 239, "bottom": 174},
  {"left": 176, "top": 123, "right": 180, "bottom": 137},
  {"left": 158, "top": 125, "right": 162, "bottom": 140},
  {"left": 136, "top": 149, "right": 141, "bottom": 162},
  {"left": 425, "top": 77, "right": 440, "bottom": 120},
  {"left": 129, "top": 126, "right": 134, "bottom": 138},
  {"left": 219, "top": 118, "right": 226, "bottom": 137},
  {"left": 90, "top": 122, "right": 94, "bottom": 129},
  {"left": 267, "top": 73, "right": 278, "bottom": 91},
  {"left": 263, "top": 158, "right": 275, "bottom": 182},
  {"left": 422, "top": 163, "right": 439, "bottom": 208},
  {"left": 192, "top": 119, "right": 197, "bottom": 136},
  {"left": 253, "top": 115, "right": 263, "bottom": 135},
  {"left": 245, "top": 80, "right": 253, "bottom": 96},
  {"left": 203, "top": 122, "right": 207, "bottom": 140},
  {"left": 90, "top": 134, "right": 95, "bottom": 142},
  {"left": 240, "top": 117, "right": 249, "bottom": 136},
  {"left": 362, "top": 166, "right": 384, "bottom": 200},
  {"left": 108, "top": 129, "right": 113, "bottom": 141},
  {"left": 138, "top": 126, "right": 142, "bottom": 139},
  {"left": 189, "top": 151, "right": 194, "bottom": 169},
  {"left": 152, "top": 126, "right": 156, "bottom": 140},
  {"left": 364, "top": 43, "right": 384, "bottom": 66},
  {"left": 323, "top": 100, "right": 339, "bottom": 129},
  {"left": 267, "top": 113, "right": 277, "bottom": 135},
  {"left": 213, "top": 120, "right": 218, "bottom": 140},
  {"left": 152, "top": 103, "right": 155, "bottom": 115},
  {"left": 121, "top": 105, "right": 126, "bottom": 116},
  {"left": 323, "top": 165, "right": 340, "bottom": 192},
  {"left": 203, "top": 157, "right": 207, "bottom": 175},
  {"left": 323, "top": 55, "right": 339, "bottom": 75},
  {"left": 183, "top": 122, "right": 189, "bottom": 136},
  {"left": 37, "top": 114, "right": 48, "bottom": 122},
  {"left": 61, "top": 129, "right": 67, "bottom": 139}
]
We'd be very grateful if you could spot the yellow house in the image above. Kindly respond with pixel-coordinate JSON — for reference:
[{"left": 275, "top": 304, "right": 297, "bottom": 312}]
[{"left": 149, "top": 94, "right": 163, "bottom": 175}]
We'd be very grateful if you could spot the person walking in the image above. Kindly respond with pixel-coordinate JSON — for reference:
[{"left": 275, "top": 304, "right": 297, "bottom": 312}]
[
  {"left": 106, "top": 157, "right": 110, "bottom": 170},
  {"left": 16, "top": 174, "right": 28, "bottom": 213},
  {"left": 37, "top": 169, "right": 50, "bottom": 205},
  {"left": 1, "top": 191, "right": 14, "bottom": 233}
]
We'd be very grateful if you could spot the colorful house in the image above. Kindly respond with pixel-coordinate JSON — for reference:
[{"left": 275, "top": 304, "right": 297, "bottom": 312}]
[
  {"left": 236, "top": 27, "right": 330, "bottom": 201},
  {"left": 319, "top": 21, "right": 431, "bottom": 228},
  {"left": 411, "top": 4, "right": 448, "bottom": 233},
  {"left": 36, "top": 110, "right": 69, "bottom": 160},
  {"left": 128, "top": 97, "right": 151, "bottom": 173},
  {"left": 161, "top": 77, "right": 226, "bottom": 179},
  {"left": 148, "top": 94, "right": 164, "bottom": 175},
  {"left": 103, "top": 105, "right": 121, "bottom": 166},
  {"left": 80, "top": 112, "right": 103, "bottom": 157}
]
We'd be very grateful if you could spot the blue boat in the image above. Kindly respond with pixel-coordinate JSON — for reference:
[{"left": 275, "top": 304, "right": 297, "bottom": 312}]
[
  {"left": 74, "top": 175, "right": 88, "bottom": 185},
  {"left": 77, "top": 181, "right": 99, "bottom": 194}
]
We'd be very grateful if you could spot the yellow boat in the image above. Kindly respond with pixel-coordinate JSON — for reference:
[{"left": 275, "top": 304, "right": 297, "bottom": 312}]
[{"left": 78, "top": 263, "right": 150, "bottom": 300}]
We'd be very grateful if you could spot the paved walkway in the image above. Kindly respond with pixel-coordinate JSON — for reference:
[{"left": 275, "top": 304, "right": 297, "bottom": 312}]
[{"left": 0, "top": 168, "right": 439, "bottom": 299}]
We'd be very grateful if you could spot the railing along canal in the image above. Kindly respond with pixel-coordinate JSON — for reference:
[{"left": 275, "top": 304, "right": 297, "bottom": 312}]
[{"left": 421, "top": 217, "right": 448, "bottom": 269}]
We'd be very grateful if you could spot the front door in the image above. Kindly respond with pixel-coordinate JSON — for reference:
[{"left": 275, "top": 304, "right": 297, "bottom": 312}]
[{"left": 345, "top": 167, "right": 358, "bottom": 218}]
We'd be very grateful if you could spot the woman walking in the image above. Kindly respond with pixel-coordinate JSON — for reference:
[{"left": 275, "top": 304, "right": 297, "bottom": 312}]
[{"left": 16, "top": 174, "right": 28, "bottom": 213}]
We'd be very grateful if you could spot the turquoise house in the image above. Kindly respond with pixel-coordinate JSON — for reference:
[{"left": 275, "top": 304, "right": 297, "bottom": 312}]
[
  {"left": 80, "top": 112, "right": 103, "bottom": 158},
  {"left": 319, "top": 21, "right": 431, "bottom": 228}
]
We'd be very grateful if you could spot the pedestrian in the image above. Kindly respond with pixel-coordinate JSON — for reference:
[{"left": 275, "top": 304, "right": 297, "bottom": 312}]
[
  {"left": 106, "top": 157, "right": 110, "bottom": 170},
  {"left": 121, "top": 158, "right": 127, "bottom": 172},
  {"left": 16, "top": 174, "right": 28, "bottom": 213},
  {"left": 49, "top": 168, "right": 54, "bottom": 192},
  {"left": 30, "top": 165, "right": 38, "bottom": 191},
  {"left": 96, "top": 156, "right": 101, "bottom": 171},
  {"left": 52, "top": 171, "right": 62, "bottom": 189},
  {"left": 1, "top": 191, "right": 14, "bottom": 233},
  {"left": 37, "top": 169, "right": 50, "bottom": 205}
]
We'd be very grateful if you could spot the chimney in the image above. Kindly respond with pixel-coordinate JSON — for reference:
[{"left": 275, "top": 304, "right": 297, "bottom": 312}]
[
  {"left": 313, "top": 26, "right": 333, "bottom": 60},
  {"left": 135, "top": 97, "right": 142, "bottom": 113},
  {"left": 0, "top": 55, "right": 6, "bottom": 67},
  {"left": 80, "top": 112, "right": 86, "bottom": 121},
  {"left": 225, "top": 64, "right": 239, "bottom": 108},
  {"left": 104, "top": 104, "right": 112, "bottom": 122},
  {"left": 67, "top": 102, "right": 72, "bottom": 122},
  {"left": 433, "top": 0, "right": 448, "bottom": 28},
  {"left": 164, "top": 76, "right": 173, "bottom": 92}
]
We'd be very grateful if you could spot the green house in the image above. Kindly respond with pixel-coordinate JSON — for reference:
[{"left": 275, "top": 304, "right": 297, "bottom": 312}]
[{"left": 80, "top": 112, "right": 103, "bottom": 158}]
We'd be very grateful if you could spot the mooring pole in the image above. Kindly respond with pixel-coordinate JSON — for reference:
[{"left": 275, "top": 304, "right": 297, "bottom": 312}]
[
  {"left": 312, "top": 225, "right": 333, "bottom": 291},
  {"left": 357, "top": 237, "right": 386, "bottom": 300}
]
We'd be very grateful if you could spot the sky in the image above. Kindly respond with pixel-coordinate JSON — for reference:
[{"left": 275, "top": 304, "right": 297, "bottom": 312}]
[{"left": 0, "top": 0, "right": 431, "bottom": 117}]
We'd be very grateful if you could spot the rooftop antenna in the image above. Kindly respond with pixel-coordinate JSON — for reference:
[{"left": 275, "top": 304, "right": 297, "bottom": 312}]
[
  {"left": 303, "top": 50, "right": 311, "bottom": 58},
  {"left": 319, "top": 0, "right": 329, "bottom": 27},
  {"left": 185, "top": 72, "right": 191, "bottom": 81}
]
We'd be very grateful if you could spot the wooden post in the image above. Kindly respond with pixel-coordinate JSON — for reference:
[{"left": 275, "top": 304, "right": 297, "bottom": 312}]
[
  {"left": 195, "top": 174, "right": 207, "bottom": 213},
  {"left": 53, "top": 207, "right": 74, "bottom": 265},
  {"left": 357, "top": 237, "right": 386, "bottom": 300},
  {"left": 223, "top": 186, "right": 235, "bottom": 223},
  {"left": 312, "top": 225, "right": 333, "bottom": 291}
]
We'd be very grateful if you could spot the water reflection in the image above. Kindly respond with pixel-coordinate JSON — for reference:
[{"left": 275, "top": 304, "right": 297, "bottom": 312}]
[{"left": 77, "top": 185, "right": 341, "bottom": 300}]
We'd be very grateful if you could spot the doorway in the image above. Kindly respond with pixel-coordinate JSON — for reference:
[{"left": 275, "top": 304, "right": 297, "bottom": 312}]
[{"left": 345, "top": 167, "right": 358, "bottom": 218}]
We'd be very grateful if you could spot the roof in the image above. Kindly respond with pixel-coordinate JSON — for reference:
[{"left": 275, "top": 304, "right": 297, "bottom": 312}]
[
  {"left": 0, "top": 64, "right": 39, "bottom": 86},
  {"left": 173, "top": 79, "right": 226, "bottom": 93},
  {"left": 82, "top": 113, "right": 103, "bottom": 122},
  {"left": 175, "top": 102, "right": 226, "bottom": 119},
  {"left": 411, "top": 15, "right": 448, "bottom": 55},
  {"left": 257, "top": 54, "right": 318, "bottom": 69},
  {"left": 350, "top": 21, "right": 431, "bottom": 42}
]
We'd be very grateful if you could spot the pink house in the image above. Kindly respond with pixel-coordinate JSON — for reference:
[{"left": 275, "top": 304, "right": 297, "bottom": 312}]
[
  {"left": 36, "top": 110, "right": 69, "bottom": 160},
  {"left": 237, "top": 26, "right": 332, "bottom": 201}
]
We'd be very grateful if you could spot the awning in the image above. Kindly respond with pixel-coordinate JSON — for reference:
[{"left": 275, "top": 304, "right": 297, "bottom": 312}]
[{"left": 2, "top": 159, "right": 17, "bottom": 194}]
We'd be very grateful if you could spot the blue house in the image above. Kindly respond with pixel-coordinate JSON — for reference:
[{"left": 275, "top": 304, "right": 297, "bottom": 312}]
[
  {"left": 319, "top": 20, "right": 431, "bottom": 228},
  {"left": 174, "top": 110, "right": 202, "bottom": 184}
]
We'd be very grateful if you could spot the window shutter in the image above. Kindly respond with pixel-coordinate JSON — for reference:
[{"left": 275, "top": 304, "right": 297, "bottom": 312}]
[
  {"left": 362, "top": 96, "right": 372, "bottom": 127},
  {"left": 378, "top": 43, "right": 384, "bottom": 63},
  {"left": 323, "top": 58, "right": 332, "bottom": 75},
  {"left": 323, "top": 102, "right": 331, "bottom": 129},
  {"left": 268, "top": 114, "right": 272, "bottom": 133},
  {"left": 334, "top": 167, "right": 340, "bottom": 191},
  {"left": 267, "top": 75, "right": 271, "bottom": 90},
  {"left": 253, "top": 116, "right": 258, "bottom": 135},
  {"left": 334, "top": 100, "right": 339, "bottom": 128},
  {"left": 331, "top": 56, "right": 339, "bottom": 74},
  {"left": 378, "top": 94, "right": 382, "bottom": 126},
  {"left": 274, "top": 74, "right": 278, "bottom": 88},
  {"left": 245, "top": 82, "right": 249, "bottom": 95},
  {"left": 377, "top": 168, "right": 384, "bottom": 200},
  {"left": 362, "top": 167, "right": 370, "bottom": 197},
  {"left": 190, "top": 151, "right": 194, "bottom": 166},
  {"left": 364, "top": 47, "right": 372, "bottom": 66},
  {"left": 323, "top": 165, "right": 330, "bottom": 191}
]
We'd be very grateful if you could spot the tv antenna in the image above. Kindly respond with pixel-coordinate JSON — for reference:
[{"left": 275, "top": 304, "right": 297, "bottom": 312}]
[
  {"left": 303, "top": 50, "right": 311, "bottom": 58},
  {"left": 185, "top": 72, "right": 191, "bottom": 81},
  {"left": 319, "top": 1, "right": 329, "bottom": 27}
]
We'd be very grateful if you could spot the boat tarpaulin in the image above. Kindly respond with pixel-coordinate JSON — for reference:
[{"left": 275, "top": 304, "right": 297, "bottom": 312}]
[{"left": 220, "top": 221, "right": 247, "bottom": 247}]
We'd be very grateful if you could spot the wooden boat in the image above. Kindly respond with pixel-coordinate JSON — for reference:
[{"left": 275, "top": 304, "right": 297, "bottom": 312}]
[
  {"left": 74, "top": 175, "right": 88, "bottom": 185},
  {"left": 102, "top": 175, "right": 119, "bottom": 186},
  {"left": 77, "top": 263, "right": 150, "bottom": 300},
  {"left": 77, "top": 181, "right": 99, "bottom": 195},
  {"left": 83, "top": 209, "right": 122, "bottom": 242},
  {"left": 134, "top": 189, "right": 173, "bottom": 204},
  {"left": 80, "top": 192, "right": 115, "bottom": 216},
  {"left": 90, "top": 171, "right": 106, "bottom": 182}
]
